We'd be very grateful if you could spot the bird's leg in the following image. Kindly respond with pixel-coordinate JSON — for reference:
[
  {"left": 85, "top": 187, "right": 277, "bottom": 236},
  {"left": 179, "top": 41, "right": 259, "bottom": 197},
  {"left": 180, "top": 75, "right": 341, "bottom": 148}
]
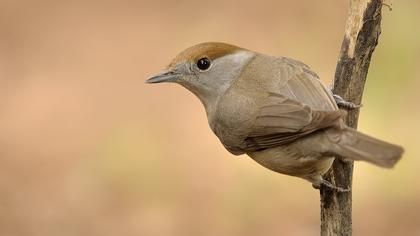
[
  {"left": 312, "top": 177, "right": 350, "bottom": 193},
  {"left": 320, "top": 179, "right": 350, "bottom": 192},
  {"left": 333, "top": 94, "right": 362, "bottom": 110}
]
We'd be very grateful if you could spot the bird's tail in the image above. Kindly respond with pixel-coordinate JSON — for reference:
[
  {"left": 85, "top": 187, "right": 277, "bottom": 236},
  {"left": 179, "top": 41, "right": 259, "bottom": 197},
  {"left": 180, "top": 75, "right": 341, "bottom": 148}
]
[{"left": 332, "top": 127, "right": 403, "bottom": 168}]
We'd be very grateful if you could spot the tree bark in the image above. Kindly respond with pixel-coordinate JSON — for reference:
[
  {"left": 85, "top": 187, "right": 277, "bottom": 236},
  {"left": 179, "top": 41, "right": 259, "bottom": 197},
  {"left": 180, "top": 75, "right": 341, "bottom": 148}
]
[{"left": 320, "top": 0, "right": 385, "bottom": 235}]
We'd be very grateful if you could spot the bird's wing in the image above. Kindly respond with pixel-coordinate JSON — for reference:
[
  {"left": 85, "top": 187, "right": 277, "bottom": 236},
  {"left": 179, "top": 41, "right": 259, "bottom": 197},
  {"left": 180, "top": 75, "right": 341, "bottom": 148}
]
[
  {"left": 243, "top": 92, "right": 345, "bottom": 152},
  {"left": 276, "top": 58, "right": 338, "bottom": 111}
]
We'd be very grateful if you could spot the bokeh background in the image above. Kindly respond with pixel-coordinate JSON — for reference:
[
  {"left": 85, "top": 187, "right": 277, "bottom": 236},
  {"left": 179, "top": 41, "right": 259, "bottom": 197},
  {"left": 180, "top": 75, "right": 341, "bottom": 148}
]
[{"left": 1, "top": 0, "right": 419, "bottom": 235}]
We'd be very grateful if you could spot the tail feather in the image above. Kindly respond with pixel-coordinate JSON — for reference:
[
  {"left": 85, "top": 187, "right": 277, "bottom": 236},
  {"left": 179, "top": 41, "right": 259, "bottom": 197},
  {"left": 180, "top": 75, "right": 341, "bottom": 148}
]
[{"left": 333, "top": 128, "right": 403, "bottom": 168}]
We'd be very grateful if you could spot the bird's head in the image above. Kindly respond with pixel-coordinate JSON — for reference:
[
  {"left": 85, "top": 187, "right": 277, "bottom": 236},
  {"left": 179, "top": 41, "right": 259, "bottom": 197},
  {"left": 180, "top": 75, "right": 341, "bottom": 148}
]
[{"left": 146, "top": 42, "right": 255, "bottom": 109}]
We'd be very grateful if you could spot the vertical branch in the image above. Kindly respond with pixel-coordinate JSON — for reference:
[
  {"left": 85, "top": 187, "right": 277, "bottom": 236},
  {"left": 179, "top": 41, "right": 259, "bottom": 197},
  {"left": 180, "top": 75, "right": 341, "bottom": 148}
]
[{"left": 320, "top": 0, "right": 384, "bottom": 235}]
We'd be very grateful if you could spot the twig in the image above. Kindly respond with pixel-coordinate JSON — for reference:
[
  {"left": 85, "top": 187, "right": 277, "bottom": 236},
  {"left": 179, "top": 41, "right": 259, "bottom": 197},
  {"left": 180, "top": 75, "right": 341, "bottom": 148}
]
[{"left": 320, "top": 0, "right": 385, "bottom": 235}]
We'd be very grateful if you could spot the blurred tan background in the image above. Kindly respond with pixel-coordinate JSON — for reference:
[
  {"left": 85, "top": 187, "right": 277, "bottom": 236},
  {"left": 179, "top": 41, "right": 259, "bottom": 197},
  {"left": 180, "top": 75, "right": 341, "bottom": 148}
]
[{"left": 1, "top": 0, "right": 419, "bottom": 235}]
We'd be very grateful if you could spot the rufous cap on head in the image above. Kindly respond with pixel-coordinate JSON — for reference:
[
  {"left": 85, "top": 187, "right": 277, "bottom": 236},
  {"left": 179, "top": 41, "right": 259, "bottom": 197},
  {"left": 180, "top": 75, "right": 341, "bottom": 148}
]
[{"left": 168, "top": 42, "right": 245, "bottom": 68}]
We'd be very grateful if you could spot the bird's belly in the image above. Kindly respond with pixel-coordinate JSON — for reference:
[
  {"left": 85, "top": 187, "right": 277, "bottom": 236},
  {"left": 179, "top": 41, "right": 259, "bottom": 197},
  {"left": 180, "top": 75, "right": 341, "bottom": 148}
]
[{"left": 247, "top": 146, "right": 334, "bottom": 179}]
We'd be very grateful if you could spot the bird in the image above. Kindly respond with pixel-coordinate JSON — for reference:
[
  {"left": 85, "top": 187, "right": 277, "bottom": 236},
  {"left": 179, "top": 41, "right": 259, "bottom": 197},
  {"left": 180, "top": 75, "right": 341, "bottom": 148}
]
[{"left": 146, "top": 42, "right": 403, "bottom": 191}]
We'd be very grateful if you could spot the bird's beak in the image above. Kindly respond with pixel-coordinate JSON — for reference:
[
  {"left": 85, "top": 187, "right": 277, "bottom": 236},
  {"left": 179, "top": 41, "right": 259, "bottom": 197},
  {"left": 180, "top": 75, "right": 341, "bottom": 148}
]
[{"left": 146, "top": 70, "right": 181, "bottom": 84}]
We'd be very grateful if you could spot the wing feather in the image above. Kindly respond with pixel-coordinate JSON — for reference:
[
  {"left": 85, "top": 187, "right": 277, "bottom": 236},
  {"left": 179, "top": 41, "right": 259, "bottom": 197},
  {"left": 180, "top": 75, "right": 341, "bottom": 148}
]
[{"left": 243, "top": 93, "right": 345, "bottom": 151}]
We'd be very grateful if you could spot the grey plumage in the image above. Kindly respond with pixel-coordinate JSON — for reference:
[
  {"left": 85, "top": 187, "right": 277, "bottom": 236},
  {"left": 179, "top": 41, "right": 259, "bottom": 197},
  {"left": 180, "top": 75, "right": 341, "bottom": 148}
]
[{"left": 147, "top": 42, "right": 404, "bottom": 190}]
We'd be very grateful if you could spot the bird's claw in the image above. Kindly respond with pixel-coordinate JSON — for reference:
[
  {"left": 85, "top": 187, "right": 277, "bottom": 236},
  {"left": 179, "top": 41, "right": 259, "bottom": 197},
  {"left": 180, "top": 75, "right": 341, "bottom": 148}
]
[
  {"left": 333, "top": 94, "right": 362, "bottom": 110},
  {"left": 313, "top": 179, "right": 351, "bottom": 193}
]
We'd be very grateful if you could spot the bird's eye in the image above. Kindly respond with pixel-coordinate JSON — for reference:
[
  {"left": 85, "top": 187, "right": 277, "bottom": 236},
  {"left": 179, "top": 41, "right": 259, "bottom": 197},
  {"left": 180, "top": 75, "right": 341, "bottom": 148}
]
[{"left": 196, "top": 57, "right": 211, "bottom": 71}]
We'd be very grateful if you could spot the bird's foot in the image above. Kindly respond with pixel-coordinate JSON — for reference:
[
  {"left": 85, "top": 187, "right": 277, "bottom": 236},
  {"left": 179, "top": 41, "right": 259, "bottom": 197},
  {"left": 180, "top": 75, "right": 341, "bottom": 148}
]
[
  {"left": 312, "top": 179, "right": 351, "bottom": 193},
  {"left": 333, "top": 94, "right": 362, "bottom": 110}
]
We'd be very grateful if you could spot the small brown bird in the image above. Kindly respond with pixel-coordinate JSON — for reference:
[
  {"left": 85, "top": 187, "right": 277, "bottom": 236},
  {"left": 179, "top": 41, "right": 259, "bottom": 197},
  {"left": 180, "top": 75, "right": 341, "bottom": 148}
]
[{"left": 147, "top": 42, "right": 403, "bottom": 191}]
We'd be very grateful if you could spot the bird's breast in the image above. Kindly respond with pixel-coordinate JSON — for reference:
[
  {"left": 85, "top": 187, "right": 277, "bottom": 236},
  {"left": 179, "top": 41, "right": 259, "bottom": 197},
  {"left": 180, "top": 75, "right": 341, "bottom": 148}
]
[{"left": 207, "top": 88, "right": 261, "bottom": 155}]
